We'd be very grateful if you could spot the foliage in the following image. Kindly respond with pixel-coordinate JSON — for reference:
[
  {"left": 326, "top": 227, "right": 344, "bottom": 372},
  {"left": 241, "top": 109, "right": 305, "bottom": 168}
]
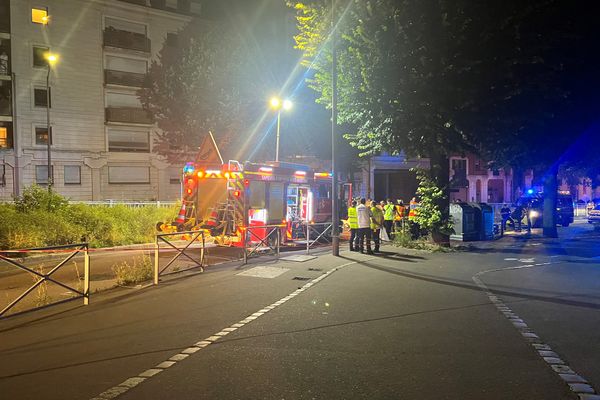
[
  {"left": 290, "top": 0, "right": 600, "bottom": 238},
  {"left": 14, "top": 185, "right": 68, "bottom": 213},
  {"left": 139, "top": 21, "right": 267, "bottom": 163},
  {"left": 392, "top": 230, "right": 454, "bottom": 253},
  {"left": 413, "top": 169, "right": 454, "bottom": 237},
  {"left": 0, "top": 188, "right": 178, "bottom": 250},
  {"left": 112, "top": 256, "right": 154, "bottom": 286}
]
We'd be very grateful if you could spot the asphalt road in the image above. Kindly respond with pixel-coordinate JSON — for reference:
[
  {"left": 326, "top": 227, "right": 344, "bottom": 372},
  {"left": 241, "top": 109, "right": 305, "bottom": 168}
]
[{"left": 1, "top": 222, "right": 599, "bottom": 399}]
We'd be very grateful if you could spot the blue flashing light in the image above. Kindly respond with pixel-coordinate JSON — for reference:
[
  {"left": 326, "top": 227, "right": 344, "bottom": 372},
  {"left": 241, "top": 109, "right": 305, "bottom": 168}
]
[
  {"left": 183, "top": 163, "right": 195, "bottom": 174},
  {"left": 527, "top": 189, "right": 534, "bottom": 195}
]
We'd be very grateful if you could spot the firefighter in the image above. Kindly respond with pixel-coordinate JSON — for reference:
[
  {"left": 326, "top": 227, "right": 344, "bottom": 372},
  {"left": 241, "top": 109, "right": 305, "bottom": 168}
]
[
  {"left": 356, "top": 198, "right": 374, "bottom": 254},
  {"left": 408, "top": 197, "right": 420, "bottom": 239},
  {"left": 371, "top": 200, "right": 384, "bottom": 252},
  {"left": 395, "top": 199, "right": 405, "bottom": 232},
  {"left": 347, "top": 200, "right": 359, "bottom": 251},
  {"left": 383, "top": 198, "right": 396, "bottom": 240}
]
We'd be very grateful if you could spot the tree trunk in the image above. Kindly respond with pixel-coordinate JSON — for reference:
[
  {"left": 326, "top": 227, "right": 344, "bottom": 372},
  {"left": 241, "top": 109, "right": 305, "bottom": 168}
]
[
  {"left": 542, "top": 167, "right": 558, "bottom": 238},
  {"left": 430, "top": 149, "right": 450, "bottom": 246}
]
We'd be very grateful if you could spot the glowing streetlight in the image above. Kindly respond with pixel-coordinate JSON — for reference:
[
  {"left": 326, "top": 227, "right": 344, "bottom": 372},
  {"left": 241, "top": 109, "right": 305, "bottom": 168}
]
[
  {"left": 269, "top": 97, "right": 293, "bottom": 162},
  {"left": 44, "top": 52, "right": 58, "bottom": 190}
]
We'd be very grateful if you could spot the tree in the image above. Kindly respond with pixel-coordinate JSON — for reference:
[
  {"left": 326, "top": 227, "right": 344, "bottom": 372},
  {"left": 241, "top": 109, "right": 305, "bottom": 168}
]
[
  {"left": 291, "top": 0, "right": 600, "bottom": 239},
  {"left": 290, "top": 1, "right": 531, "bottom": 242},
  {"left": 139, "top": 23, "right": 266, "bottom": 164}
]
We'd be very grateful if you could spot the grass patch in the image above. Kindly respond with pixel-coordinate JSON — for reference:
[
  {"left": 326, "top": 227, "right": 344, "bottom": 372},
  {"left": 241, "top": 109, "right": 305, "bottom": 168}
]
[
  {"left": 112, "top": 255, "right": 153, "bottom": 286},
  {"left": 0, "top": 185, "right": 178, "bottom": 250},
  {"left": 392, "top": 231, "right": 455, "bottom": 253}
]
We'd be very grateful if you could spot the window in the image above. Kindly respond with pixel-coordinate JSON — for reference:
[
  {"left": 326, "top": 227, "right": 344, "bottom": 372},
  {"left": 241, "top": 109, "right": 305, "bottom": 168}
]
[
  {"left": 106, "top": 92, "right": 141, "bottom": 108},
  {"left": 31, "top": 7, "right": 49, "bottom": 24},
  {"left": 0, "top": 80, "right": 11, "bottom": 115},
  {"left": 108, "top": 166, "right": 150, "bottom": 184},
  {"left": 166, "top": 32, "right": 178, "bottom": 47},
  {"left": 107, "top": 128, "right": 149, "bottom": 152},
  {"left": 64, "top": 165, "right": 81, "bottom": 184},
  {"left": 35, "top": 165, "right": 53, "bottom": 185},
  {"left": 105, "top": 56, "right": 147, "bottom": 74},
  {"left": 0, "top": 125, "right": 11, "bottom": 148},
  {"left": 169, "top": 167, "right": 181, "bottom": 184},
  {"left": 34, "top": 87, "right": 51, "bottom": 107},
  {"left": 33, "top": 46, "right": 49, "bottom": 67},
  {"left": 35, "top": 126, "right": 52, "bottom": 145}
]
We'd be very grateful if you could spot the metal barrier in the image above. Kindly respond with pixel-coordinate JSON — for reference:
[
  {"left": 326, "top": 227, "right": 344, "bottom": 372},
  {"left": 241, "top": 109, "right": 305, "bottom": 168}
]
[
  {"left": 0, "top": 243, "right": 90, "bottom": 318},
  {"left": 304, "top": 222, "right": 333, "bottom": 254},
  {"left": 243, "top": 224, "right": 283, "bottom": 265},
  {"left": 154, "top": 230, "right": 206, "bottom": 283}
]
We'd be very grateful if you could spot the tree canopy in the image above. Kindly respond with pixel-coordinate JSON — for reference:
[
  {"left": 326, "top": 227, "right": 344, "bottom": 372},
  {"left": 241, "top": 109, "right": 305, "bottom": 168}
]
[
  {"left": 290, "top": 0, "right": 600, "bottom": 237},
  {"left": 139, "top": 23, "right": 267, "bottom": 163}
]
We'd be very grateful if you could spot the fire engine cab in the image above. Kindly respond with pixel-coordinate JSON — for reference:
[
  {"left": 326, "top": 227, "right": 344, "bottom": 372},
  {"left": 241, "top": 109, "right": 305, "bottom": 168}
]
[{"left": 158, "top": 159, "right": 352, "bottom": 246}]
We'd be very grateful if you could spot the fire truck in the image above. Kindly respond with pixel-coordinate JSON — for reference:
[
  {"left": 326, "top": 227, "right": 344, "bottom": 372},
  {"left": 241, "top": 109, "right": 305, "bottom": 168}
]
[{"left": 157, "top": 159, "right": 352, "bottom": 246}]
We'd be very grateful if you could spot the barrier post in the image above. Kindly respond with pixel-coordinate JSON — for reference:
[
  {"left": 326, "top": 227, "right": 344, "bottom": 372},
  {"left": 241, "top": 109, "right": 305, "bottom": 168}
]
[
  {"left": 276, "top": 228, "right": 280, "bottom": 258},
  {"left": 242, "top": 227, "right": 248, "bottom": 265},
  {"left": 154, "top": 235, "right": 159, "bottom": 285},
  {"left": 83, "top": 244, "right": 90, "bottom": 305},
  {"left": 306, "top": 221, "right": 310, "bottom": 255}
]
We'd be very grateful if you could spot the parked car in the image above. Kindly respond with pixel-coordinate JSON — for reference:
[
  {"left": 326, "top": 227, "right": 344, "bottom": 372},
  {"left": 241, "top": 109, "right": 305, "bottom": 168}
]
[
  {"left": 516, "top": 193, "right": 574, "bottom": 228},
  {"left": 588, "top": 203, "right": 600, "bottom": 230}
]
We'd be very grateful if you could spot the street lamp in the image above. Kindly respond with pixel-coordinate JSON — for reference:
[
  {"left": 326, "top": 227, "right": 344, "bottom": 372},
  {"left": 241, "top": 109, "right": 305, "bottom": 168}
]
[
  {"left": 269, "top": 96, "right": 292, "bottom": 162},
  {"left": 44, "top": 52, "right": 58, "bottom": 190}
]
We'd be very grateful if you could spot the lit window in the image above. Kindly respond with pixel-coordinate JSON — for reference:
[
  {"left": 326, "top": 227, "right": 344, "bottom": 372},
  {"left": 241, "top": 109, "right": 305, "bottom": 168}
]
[
  {"left": 35, "top": 126, "right": 52, "bottom": 145},
  {"left": 32, "top": 8, "right": 49, "bottom": 25},
  {"left": 0, "top": 127, "right": 7, "bottom": 148}
]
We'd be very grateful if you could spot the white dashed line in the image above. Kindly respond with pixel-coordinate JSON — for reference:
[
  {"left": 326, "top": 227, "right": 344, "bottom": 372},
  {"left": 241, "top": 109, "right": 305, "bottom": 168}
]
[
  {"left": 90, "top": 259, "right": 361, "bottom": 400},
  {"left": 473, "top": 262, "right": 599, "bottom": 398}
]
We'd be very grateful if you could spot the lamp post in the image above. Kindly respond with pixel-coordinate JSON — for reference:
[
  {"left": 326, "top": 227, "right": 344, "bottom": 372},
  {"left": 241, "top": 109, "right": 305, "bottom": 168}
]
[
  {"left": 331, "top": 0, "right": 340, "bottom": 256},
  {"left": 44, "top": 52, "right": 58, "bottom": 190},
  {"left": 269, "top": 97, "right": 292, "bottom": 162}
]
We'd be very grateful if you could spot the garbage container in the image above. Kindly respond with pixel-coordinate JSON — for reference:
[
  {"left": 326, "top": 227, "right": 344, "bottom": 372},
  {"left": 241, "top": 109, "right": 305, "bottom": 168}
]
[
  {"left": 470, "top": 203, "right": 494, "bottom": 240},
  {"left": 450, "top": 202, "right": 479, "bottom": 241}
]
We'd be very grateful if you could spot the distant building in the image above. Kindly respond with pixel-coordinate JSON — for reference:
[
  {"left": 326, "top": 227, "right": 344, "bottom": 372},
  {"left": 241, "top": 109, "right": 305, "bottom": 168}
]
[
  {"left": 0, "top": 0, "right": 201, "bottom": 201},
  {"left": 353, "top": 153, "right": 515, "bottom": 204}
]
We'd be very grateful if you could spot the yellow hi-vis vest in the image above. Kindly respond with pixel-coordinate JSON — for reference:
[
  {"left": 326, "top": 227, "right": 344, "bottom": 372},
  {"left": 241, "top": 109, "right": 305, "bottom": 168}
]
[
  {"left": 384, "top": 204, "right": 395, "bottom": 221},
  {"left": 347, "top": 206, "right": 358, "bottom": 229}
]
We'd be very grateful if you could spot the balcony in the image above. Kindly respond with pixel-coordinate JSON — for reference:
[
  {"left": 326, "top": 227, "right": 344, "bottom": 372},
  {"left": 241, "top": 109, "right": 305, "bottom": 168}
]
[
  {"left": 106, "top": 107, "right": 153, "bottom": 125},
  {"left": 105, "top": 70, "right": 147, "bottom": 87},
  {"left": 103, "top": 28, "right": 151, "bottom": 53}
]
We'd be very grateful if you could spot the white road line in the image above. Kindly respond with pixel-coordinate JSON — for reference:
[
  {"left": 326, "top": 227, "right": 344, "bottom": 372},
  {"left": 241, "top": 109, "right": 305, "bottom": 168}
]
[
  {"left": 473, "top": 262, "right": 599, "bottom": 398},
  {"left": 90, "top": 259, "right": 362, "bottom": 400}
]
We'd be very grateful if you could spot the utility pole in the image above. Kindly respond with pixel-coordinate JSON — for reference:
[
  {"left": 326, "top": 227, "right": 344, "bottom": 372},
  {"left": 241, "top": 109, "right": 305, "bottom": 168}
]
[{"left": 331, "top": 0, "right": 340, "bottom": 256}]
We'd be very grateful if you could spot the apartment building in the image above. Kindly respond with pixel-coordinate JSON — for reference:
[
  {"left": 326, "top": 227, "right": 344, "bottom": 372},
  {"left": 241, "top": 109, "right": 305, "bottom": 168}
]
[{"left": 0, "top": 0, "right": 201, "bottom": 201}]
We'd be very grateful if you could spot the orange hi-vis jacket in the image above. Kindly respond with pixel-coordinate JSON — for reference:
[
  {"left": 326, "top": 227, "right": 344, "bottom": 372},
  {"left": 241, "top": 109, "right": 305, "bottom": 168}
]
[{"left": 408, "top": 200, "right": 420, "bottom": 221}]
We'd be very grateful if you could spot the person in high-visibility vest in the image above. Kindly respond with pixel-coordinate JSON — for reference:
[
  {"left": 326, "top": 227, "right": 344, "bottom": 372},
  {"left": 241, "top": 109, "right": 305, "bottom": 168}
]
[
  {"left": 371, "top": 200, "right": 384, "bottom": 253},
  {"left": 395, "top": 200, "right": 405, "bottom": 232},
  {"left": 347, "top": 200, "right": 359, "bottom": 251},
  {"left": 408, "top": 197, "right": 421, "bottom": 239},
  {"left": 383, "top": 198, "right": 396, "bottom": 240}
]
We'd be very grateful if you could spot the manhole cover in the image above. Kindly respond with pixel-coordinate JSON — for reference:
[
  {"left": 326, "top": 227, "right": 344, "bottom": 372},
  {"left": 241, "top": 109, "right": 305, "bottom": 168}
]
[{"left": 292, "top": 276, "right": 311, "bottom": 281}]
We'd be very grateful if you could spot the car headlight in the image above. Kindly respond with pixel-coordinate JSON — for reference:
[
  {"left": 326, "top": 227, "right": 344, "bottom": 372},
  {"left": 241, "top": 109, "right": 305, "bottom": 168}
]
[{"left": 529, "top": 210, "right": 540, "bottom": 218}]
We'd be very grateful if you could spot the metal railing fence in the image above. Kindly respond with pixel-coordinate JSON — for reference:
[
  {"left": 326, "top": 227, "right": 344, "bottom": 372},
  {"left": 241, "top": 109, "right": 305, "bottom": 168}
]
[
  {"left": 243, "top": 224, "right": 283, "bottom": 265},
  {"left": 0, "top": 243, "right": 90, "bottom": 318},
  {"left": 154, "top": 230, "right": 206, "bottom": 283},
  {"left": 303, "top": 222, "right": 333, "bottom": 254}
]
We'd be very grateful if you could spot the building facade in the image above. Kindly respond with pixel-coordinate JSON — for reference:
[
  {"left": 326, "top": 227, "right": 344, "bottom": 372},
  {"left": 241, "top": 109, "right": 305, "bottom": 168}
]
[
  {"left": 353, "top": 153, "right": 515, "bottom": 204},
  {"left": 0, "top": 0, "right": 200, "bottom": 201}
]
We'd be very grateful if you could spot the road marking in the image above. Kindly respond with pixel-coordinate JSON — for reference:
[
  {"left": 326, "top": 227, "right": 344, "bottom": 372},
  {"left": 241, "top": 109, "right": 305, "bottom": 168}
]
[
  {"left": 473, "top": 262, "right": 599, "bottom": 398},
  {"left": 237, "top": 266, "right": 289, "bottom": 279},
  {"left": 90, "top": 259, "right": 362, "bottom": 400}
]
